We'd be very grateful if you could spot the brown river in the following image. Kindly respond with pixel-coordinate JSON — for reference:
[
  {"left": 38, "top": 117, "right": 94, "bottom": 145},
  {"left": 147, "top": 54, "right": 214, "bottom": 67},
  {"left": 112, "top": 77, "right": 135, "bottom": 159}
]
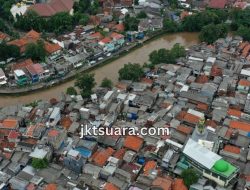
[{"left": 0, "top": 32, "right": 199, "bottom": 108}]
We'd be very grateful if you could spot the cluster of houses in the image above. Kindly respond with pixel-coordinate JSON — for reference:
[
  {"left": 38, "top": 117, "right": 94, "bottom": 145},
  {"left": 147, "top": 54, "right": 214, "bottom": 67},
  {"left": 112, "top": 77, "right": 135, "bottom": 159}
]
[
  {"left": 2, "top": 36, "right": 250, "bottom": 189},
  {"left": 0, "top": 25, "right": 130, "bottom": 87},
  {"left": 2, "top": 0, "right": 175, "bottom": 87},
  {"left": 0, "top": 30, "right": 61, "bottom": 86}
]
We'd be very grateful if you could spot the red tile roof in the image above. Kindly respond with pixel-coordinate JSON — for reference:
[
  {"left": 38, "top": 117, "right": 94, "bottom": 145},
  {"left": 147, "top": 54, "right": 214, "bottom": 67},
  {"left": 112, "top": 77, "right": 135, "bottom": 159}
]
[
  {"left": 44, "top": 42, "right": 61, "bottom": 54},
  {"left": 224, "top": 145, "right": 241, "bottom": 154},
  {"left": 61, "top": 116, "right": 72, "bottom": 129},
  {"left": 197, "top": 103, "right": 209, "bottom": 111},
  {"left": 123, "top": 136, "right": 144, "bottom": 152},
  {"left": 239, "top": 42, "right": 249, "bottom": 50},
  {"left": 26, "top": 64, "right": 44, "bottom": 75},
  {"left": 8, "top": 130, "right": 20, "bottom": 139},
  {"left": 195, "top": 75, "right": 209, "bottom": 84},
  {"left": 113, "top": 148, "right": 126, "bottom": 159},
  {"left": 113, "top": 23, "right": 125, "bottom": 32},
  {"left": 209, "top": 0, "right": 227, "bottom": 9},
  {"left": 44, "top": 184, "right": 57, "bottom": 190},
  {"left": 115, "top": 82, "right": 128, "bottom": 90},
  {"left": 29, "top": 0, "right": 74, "bottom": 17},
  {"left": 8, "top": 30, "right": 40, "bottom": 53},
  {"left": 205, "top": 120, "right": 217, "bottom": 128},
  {"left": 227, "top": 108, "right": 242, "bottom": 118},
  {"left": 26, "top": 183, "right": 36, "bottom": 190},
  {"left": 172, "top": 178, "right": 188, "bottom": 190},
  {"left": 141, "top": 77, "right": 153, "bottom": 84},
  {"left": 152, "top": 176, "right": 173, "bottom": 190},
  {"left": 183, "top": 113, "right": 200, "bottom": 124},
  {"left": 210, "top": 65, "right": 222, "bottom": 77},
  {"left": 90, "top": 32, "right": 104, "bottom": 40},
  {"left": 24, "top": 125, "right": 37, "bottom": 137},
  {"left": 143, "top": 161, "right": 157, "bottom": 175},
  {"left": 91, "top": 147, "right": 115, "bottom": 167},
  {"left": 0, "top": 32, "right": 9, "bottom": 40},
  {"left": 110, "top": 32, "right": 124, "bottom": 40},
  {"left": 176, "top": 125, "right": 193, "bottom": 134},
  {"left": 99, "top": 37, "right": 112, "bottom": 44},
  {"left": 229, "top": 120, "right": 250, "bottom": 132},
  {"left": 104, "top": 183, "right": 119, "bottom": 190},
  {"left": 48, "top": 129, "right": 60, "bottom": 137},
  {"left": 238, "top": 79, "right": 250, "bottom": 87},
  {"left": 25, "top": 30, "right": 41, "bottom": 40},
  {"left": 242, "top": 44, "right": 250, "bottom": 57},
  {"left": 12, "top": 59, "right": 33, "bottom": 71},
  {"left": 1, "top": 119, "right": 18, "bottom": 129}
]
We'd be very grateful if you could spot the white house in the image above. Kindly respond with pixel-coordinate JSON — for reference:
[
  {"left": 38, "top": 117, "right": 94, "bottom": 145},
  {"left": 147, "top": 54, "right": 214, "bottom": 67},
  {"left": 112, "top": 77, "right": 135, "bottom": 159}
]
[{"left": 0, "top": 68, "right": 7, "bottom": 86}]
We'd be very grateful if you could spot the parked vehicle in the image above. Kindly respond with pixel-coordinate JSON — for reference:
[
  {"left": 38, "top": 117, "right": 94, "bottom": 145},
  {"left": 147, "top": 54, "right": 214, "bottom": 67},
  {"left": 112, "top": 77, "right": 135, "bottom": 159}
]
[{"left": 89, "top": 60, "right": 96, "bottom": 65}]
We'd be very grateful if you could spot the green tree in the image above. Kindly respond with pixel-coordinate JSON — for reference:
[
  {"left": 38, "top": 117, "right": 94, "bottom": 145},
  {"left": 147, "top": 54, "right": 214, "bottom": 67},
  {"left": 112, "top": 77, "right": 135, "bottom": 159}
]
[
  {"left": 66, "top": 86, "right": 77, "bottom": 96},
  {"left": 231, "top": 8, "right": 250, "bottom": 28},
  {"left": 163, "top": 18, "right": 178, "bottom": 32},
  {"left": 89, "top": 0, "right": 100, "bottom": 15},
  {"left": 101, "top": 78, "right": 113, "bottom": 89},
  {"left": 149, "top": 43, "right": 186, "bottom": 65},
  {"left": 48, "top": 12, "right": 73, "bottom": 34},
  {"left": 0, "top": 42, "right": 20, "bottom": 61},
  {"left": 25, "top": 40, "right": 46, "bottom": 61},
  {"left": 137, "top": 11, "right": 147, "bottom": 19},
  {"left": 237, "top": 25, "right": 250, "bottom": 41},
  {"left": 118, "top": 63, "right": 144, "bottom": 81},
  {"left": 181, "top": 168, "right": 199, "bottom": 188},
  {"left": 124, "top": 15, "right": 139, "bottom": 31},
  {"left": 199, "top": 24, "right": 228, "bottom": 44},
  {"left": 168, "top": 0, "right": 178, "bottom": 8},
  {"left": 0, "top": 0, "right": 16, "bottom": 20},
  {"left": 79, "top": 14, "right": 90, "bottom": 25},
  {"left": 181, "top": 10, "right": 221, "bottom": 32},
  {"left": 14, "top": 11, "right": 74, "bottom": 34},
  {"left": 32, "top": 158, "right": 49, "bottom": 169},
  {"left": 74, "top": 0, "right": 90, "bottom": 13},
  {"left": 171, "top": 43, "right": 186, "bottom": 58},
  {"left": 75, "top": 73, "right": 96, "bottom": 98},
  {"left": 0, "top": 19, "right": 13, "bottom": 35},
  {"left": 134, "top": 0, "right": 139, "bottom": 5},
  {"left": 14, "top": 11, "right": 46, "bottom": 32}
]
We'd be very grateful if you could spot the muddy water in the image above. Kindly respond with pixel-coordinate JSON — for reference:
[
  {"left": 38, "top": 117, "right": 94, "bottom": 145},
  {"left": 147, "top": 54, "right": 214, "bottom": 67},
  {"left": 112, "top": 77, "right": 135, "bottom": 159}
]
[{"left": 0, "top": 32, "right": 199, "bottom": 107}]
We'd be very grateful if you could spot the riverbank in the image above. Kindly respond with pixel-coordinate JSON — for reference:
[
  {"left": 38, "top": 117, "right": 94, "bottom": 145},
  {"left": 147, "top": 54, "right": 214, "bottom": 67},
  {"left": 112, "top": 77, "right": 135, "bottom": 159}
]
[
  {"left": 0, "top": 31, "right": 199, "bottom": 95},
  {"left": 0, "top": 32, "right": 199, "bottom": 107}
]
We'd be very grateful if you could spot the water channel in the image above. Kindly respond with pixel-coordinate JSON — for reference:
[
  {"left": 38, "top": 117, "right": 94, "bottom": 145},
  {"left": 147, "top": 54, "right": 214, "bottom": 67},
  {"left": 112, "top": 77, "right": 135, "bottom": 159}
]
[{"left": 0, "top": 32, "right": 199, "bottom": 107}]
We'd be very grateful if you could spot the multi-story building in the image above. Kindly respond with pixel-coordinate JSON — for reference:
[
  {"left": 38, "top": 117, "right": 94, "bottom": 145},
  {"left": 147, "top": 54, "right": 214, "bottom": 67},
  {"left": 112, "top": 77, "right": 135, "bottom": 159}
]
[
  {"left": 182, "top": 139, "right": 239, "bottom": 187},
  {"left": 64, "top": 149, "right": 85, "bottom": 173}
]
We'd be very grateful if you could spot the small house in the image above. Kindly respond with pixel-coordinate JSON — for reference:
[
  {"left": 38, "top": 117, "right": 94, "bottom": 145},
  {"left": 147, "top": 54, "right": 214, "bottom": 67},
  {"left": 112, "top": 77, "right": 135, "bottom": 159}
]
[
  {"left": 14, "top": 70, "right": 28, "bottom": 86},
  {"left": 0, "top": 68, "right": 7, "bottom": 86}
]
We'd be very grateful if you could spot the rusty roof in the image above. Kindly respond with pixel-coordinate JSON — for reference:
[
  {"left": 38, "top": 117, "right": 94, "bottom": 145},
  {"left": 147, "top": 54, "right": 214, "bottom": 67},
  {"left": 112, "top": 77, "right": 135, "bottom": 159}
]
[
  {"left": 123, "top": 136, "right": 144, "bottom": 152},
  {"left": 143, "top": 161, "right": 157, "bottom": 175},
  {"left": 2, "top": 119, "right": 18, "bottom": 129},
  {"left": 91, "top": 147, "right": 115, "bottom": 167},
  {"left": 224, "top": 145, "right": 241, "bottom": 154},
  {"left": 229, "top": 120, "right": 250, "bottom": 132}
]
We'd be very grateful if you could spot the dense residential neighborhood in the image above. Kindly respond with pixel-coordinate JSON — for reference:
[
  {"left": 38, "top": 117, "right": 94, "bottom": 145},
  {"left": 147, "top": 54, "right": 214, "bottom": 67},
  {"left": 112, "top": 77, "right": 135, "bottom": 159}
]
[
  {"left": 2, "top": 0, "right": 250, "bottom": 190},
  {"left": 2, "top": 35, "right": 250, "bottom": 190}
]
